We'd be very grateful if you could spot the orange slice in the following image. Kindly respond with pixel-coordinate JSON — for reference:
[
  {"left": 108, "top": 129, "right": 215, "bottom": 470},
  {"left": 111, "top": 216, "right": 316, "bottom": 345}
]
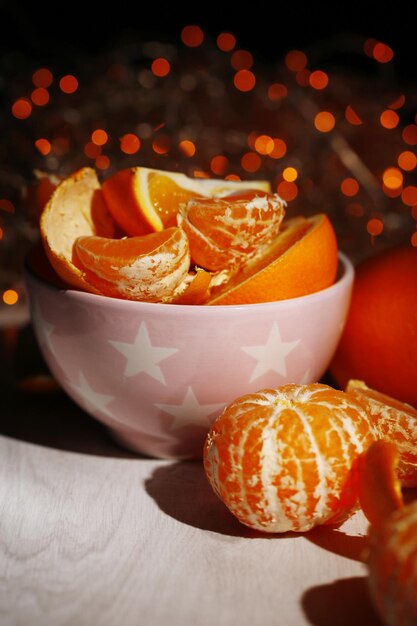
[
  {"left": 171, "top": 267, "right": 213, "bottom": 305},
  {"left": 73, "top": 227, "right": 190, "bottom": 302},
  {"left": 207, "top": 213, "right": 338, "bottom": 305},
  {"left": 178, "top": 192, "right": 286, "bottom": 271},
  {"left": 346, "top": 379, "right": 417, "bottom": 487},
  {"left": 40, "top": 167, "right": 115, "bottom": 293},
  {"left": 101, "top": 166, "right": 271, "bottom": 236}
]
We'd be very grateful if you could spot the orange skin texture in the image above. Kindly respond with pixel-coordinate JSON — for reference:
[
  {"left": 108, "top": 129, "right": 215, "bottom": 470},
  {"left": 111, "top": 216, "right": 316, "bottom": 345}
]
[{"left": 330, "top": 245, "right": 417, "bottom": 407}]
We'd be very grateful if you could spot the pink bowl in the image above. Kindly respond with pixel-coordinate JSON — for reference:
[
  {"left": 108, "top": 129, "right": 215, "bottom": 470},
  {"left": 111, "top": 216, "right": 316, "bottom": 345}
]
[{"left": 24, "top": 252, "right": 354, "bottom": 459}]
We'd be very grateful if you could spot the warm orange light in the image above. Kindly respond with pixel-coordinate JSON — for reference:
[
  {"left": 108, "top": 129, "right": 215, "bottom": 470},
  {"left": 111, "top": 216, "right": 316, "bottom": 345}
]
[
  {"left": 285, "top": 50, "right": 307, "bottom": 72},
  {"left": 178, "top": 140, "right": 196, "bottom": 157},
  {"left": 181, "top": 25, "right": 204, "bottom": 47},
  {"left": 3, "top": 289, "right": 18, "bottom": 305},
  {"left": 91, "top": 129, "right": 108, "bottom": 146},
  {"left": 340, "top": 177, "right": 359, "bottom": 197},
  {"left": 277, "top": 180, "right": 298, "bottom": 201},
  {"left": 231, "top": 50, "right": 253, "bottom": 70},
  {"left": 283, "top": 167, "right": 298, "bottom": 182},
  {"left": 269, "top": 138, "right": 287, "bottom": 159},
  {"left": 241, "top": 152, "right": 261, "bottom": 173},
  {"left": 11, "top": 98, "right": 32, "bottom": 119},
  {"left": 367, "top": 218, "right": 383, "bottom": 236},
  {"left": 210, "top": 155, "right": 229, "bottom": 175},
  {"left": 120, "top": 134, "right": 141, "bottom": 154},
  {"left": 383, "top": 183, "right": 402, "bottom": 198},
  {"left": 380, "top": 109, "right": 399, "bottom": 129},
  {"left": 95, "top": 155, "right": 110, "bottom": 170},
  {"left": 345, "top": 105, "right": 363, "bottom": 126},
  {"left": 233, "top": 69, "right": 256, "bottom": 92},
  {"left": 151, "top": 58, "right": 170, "bottom": 77},
  {"left": 35, "top": 138, "right": 51, "bottom": 155},
  {"left": 388, "top": 94, "right": 405, "bottom": 110},
  {"left": 217, "top": 32, "right": 236, "bottom": 52},
  {"left": 84, "top": 142, "right": 101, "bottom": 159},
  {"left": 247, "top": 131, "right": 257, "bottom": 149},
  {"left": 314, "top": 111, "right": 335, "bottom": 132},
  {"left": 193, "top": 170, "right": 210, "bottom": 178},
  {"left": 295, "top": 69, "right": 310, "bottom": 86},
  {"left": 411, "top": 231, "right": 417, "bottom": 247},
  {"left": 402, "top": 186, "right": 417, "bottom": 206},
  {"left": 383, "top": 167, "right": 403, "bottom": 189},
  {"left": 373, "top": 42, "right": 394, "bottom": 63},
  {"left": 31, "top": 87, "right": 49, "bottom": 106},
  {"left": 398, "top": 151, "right": 417, "bottom": 171},
  {"left": 224, "top": 174, "right": 241, "bottom": 181},
  {"left": 0, "top": 227, "right": 3, "bottom": 241},
  {"left": 402, "top": 125, "right": 417, "bottom": 145},
  {"left": 59, "top": 75, "right": 78, "bottom": 94},
  {"left": 267, "top": 83, "right": 288, "bottom": 101},
  {"left": 32, "top": 68, "right": 53, "bottom": 88},
  {"left": 309, "top": 70, "right": 328, "bottom": 90},
  {"left": 0, "top": 199, "right": 14, "bottom": 213},
  {"left": 152, "top": 135, "right": 170, "bottom": 154},
  {"left": 254, "top": 134, "right": 274, "bottom": 155}
]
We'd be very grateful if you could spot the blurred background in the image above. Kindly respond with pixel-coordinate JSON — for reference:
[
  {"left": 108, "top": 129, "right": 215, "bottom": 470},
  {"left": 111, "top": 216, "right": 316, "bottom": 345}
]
[{"left": 1, "top": 2, "right": 416, "bottom": 323}]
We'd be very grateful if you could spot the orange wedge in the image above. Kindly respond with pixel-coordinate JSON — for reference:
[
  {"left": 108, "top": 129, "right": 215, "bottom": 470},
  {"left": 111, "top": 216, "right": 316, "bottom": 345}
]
[
  {"left": 178, "top": 192, "right": 286, "bottom": 271},
  {"left": 101, "top": 166, "right": 271, "bottom": 236},
  {"left": 207, "top": 213, "right": 338, "bottom": 305},
  {"left": 346, "top": 379, "right": 417, "bottom": 487},
  {"left": 40, "top": 167, "right": 115, "bottom": 293},
  {"left": 73, "top": 227, "right": 190, "bottom": 302}
]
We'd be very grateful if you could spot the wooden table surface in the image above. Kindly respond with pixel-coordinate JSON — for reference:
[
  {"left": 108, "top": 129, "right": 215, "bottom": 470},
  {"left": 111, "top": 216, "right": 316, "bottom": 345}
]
[{"left": 0, "top": 321, "right": 385, "bottom": 626}]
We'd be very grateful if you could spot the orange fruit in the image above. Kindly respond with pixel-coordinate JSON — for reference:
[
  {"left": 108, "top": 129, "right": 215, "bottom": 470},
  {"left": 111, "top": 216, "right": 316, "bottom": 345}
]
[
  {"left": 171, "top": 267, "right": 213, "bottom": 305},
  {"left": 347, "top": 380, "right": 417, "bottom": 487},
  {"left": 203, "top": 382, "right": 377, "bottom": 533},
  {"left": 101, "top": 166, "right": 271, "bottom": 236},
  {"left": 330, "top": 245, "right": 417, "bottom": 407},
  {"left": 73, "top": 227, "right": 190, "bottom": 302},
  {"left": 207, "top": 213, "right": 338, "bottom": 305},
  {"left": 178, "top": 192, "right": 286, "bottom": 271},
  {"left": 40, "top": 167, "right": 115, "bottom": 293}
]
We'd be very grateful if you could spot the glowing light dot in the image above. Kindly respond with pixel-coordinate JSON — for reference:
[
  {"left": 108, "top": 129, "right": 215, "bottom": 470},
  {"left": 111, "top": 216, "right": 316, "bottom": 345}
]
[
  {"left": 210, "top": 155, "right": 229, "bottom": 175},
  {"left": 32, "top": 68, "right": 53, "bottom": 88},
  {"left": 225, "top": 174, "right": 241, "bottom": 181},
  {"left": 0, "top": 199, "right": 15, "bottom": 213},
  {"left": 35, "top": 138, "right": 51, "bottom": 155},
  {"left": 403, "top": 125, "right": 417, "bottom": 145},
  {"left": 12, "top": 98, "right": 32, "bottom": 119},
  {"left": 267, "top": 83, "right": 288, "bottom": 101},
  {"left": 388, "top": 94, "right": 405, "bottom": 110},
  {"left": 217, "top": 32, "right": 236, "bottom": 52},
  {"left": 277, "top": 180, "right": 298, "bottom": 201},
  {"left": 380, "top": 110, "right": 399, "bottom": 129},
  {"left": 367, "top": 218, "right": 383, "bottom": 236},
  {"left": 314, "top": 111, "right": 335, "bottom": 132},
  {"left": 178, "top": 140, "right": 196, "bottom": 157},
  {"left": 373, "top": 42, "right": 394, "bottom": 63},
  {"left": 152, "top": 136, "right": 170, "bottom": 154},
  {"left": 31, "top": 87, "right": 49, "bottom": 106},
  {"left": 269, "top": 138, "right": 287, "bottom": 159},
  {"left": 95, "top": 155, "right": 110, "bottom": 170},
  {"left": 84, "top": 142, "right": 101, "bottom": 159},
  {"left": 120, "top": 134, "right": 141, "bottom": 154},
  {"left": 283, "top": 167, "right": 298, "bottom": 182},
  {"left": 234, "top": 69, "right": 256, "bottom": 92},
  {"left": 151, "top": 58, "right": 170, "bottom": 77},
  {"left": 309, "top": 70, "right": 329, "bottom": 90},
  {"left": 91, "top": 129, "right": 108, "bottom": 146},
  {"left": 3, "top": 289, "right": 18, "bottom": 305},
  {"left": 341, "top": 178, "right": 359, "bottom": 197},
  {"left": 398, "top": 151, "right": 417, "bottom": 171},
  {"left": 241, "top": 152, "right": 261, "bottom": 173},
  {"left": 402, "top": 186, "right": 417, "bottom": 206},
  {"left": 285, "top": 49, "right": 307, "bottom": 72},
  {"left": 345, "top": 105, "right": 363, "bottom": 126},
  {"left": 383, "top": 167, "right": 403, "bottom": 189},
  {"left": 254, "top": 134, "right": 274, "bottom": 155},
  {"left": 0, "top": 227, "right": 3, "bottom": 240},
  {"left": 231, "top": 50, "right": 253, "bottom": 70},
  {"left": 411, "top": 231, "right": 417, "bottom": 247},
  {"left": 59, "top": 75, "right": 78, "bottom": 94},
  {"left": 181, "top": 25, "right": 204, "bottom": 47},
  {"left": 193, "top": 170, "right": 210, "bottom": 178}
]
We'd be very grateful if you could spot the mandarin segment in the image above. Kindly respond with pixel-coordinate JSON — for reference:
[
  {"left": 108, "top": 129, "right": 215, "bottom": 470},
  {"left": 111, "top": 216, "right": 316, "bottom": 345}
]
[
  {"left": 347, "top": 380, "right": 417, "bottom": 487},
  {"left": 204, "top": 383, "right": 377, "bottom": 533},
  {"left": 178, "top": 193, "right": 286, "bottom": 271},
  {"left": 73, "top": 227, "right": 190, "bottom": 302}
]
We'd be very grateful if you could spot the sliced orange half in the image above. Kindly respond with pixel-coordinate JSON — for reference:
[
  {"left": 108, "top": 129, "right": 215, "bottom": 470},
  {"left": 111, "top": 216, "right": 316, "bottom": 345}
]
[
  {"left": 207, "top": 213, "right": 338, "bottom": 305},
  {"left": 101, "top": 166, "right": 271, "bottom": 236},
  {"left": 40, "top": 167, "right": 115, "bottom": 292},
  {"left": 73, "top": 227, "right": 190, "bottom": 302}
]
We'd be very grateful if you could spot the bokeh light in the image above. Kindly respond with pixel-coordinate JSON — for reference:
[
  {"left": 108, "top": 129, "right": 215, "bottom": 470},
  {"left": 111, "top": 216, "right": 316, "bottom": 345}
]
[
  {"left": 314, "top": 111, "right": 335, "bottom": 132},
  {"left": 59, "top": 75, "right": 78, "bottom": 94},
  {"left": 181, "top": 25, "right": 204, "bottom": 47},
  {"left": 120, "top": 134, "right": 141, "bottom": 154},
  {"left": 217, "top": 32, "right": 236, "bottom": 52},
  {"left": 234, "top": 70, "right": 256, "bottom": 92}
]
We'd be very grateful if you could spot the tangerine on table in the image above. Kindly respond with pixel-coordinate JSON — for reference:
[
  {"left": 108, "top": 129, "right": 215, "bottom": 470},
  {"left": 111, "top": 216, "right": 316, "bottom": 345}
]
[
  {"left": 203, "top": 382, "right": 377, "bottom": 533},
  {"left": 330, "top": 245, "right": 417, "bottom": 407}
]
